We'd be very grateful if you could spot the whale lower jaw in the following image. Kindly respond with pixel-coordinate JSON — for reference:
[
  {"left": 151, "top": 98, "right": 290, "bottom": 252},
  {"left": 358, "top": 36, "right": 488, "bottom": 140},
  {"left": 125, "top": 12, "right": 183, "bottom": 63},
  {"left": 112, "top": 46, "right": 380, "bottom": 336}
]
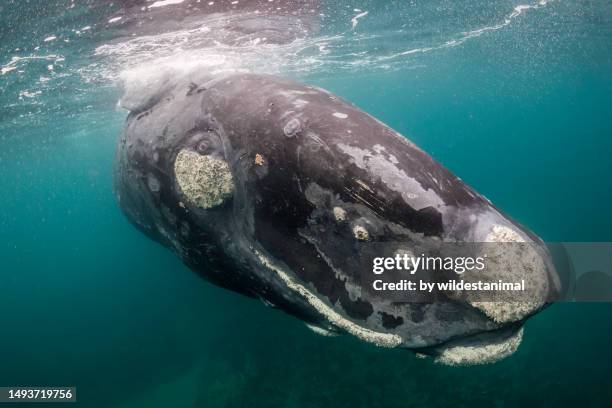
[{"left": 429, "top": 326, "right": 524, "bottom": 366}]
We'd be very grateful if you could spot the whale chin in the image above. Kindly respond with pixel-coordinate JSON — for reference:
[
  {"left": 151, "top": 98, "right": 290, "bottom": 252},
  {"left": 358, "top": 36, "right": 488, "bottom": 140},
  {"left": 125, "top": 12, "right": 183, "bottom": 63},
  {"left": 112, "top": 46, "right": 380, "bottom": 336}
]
[{"left": 428, "top": 325, "right": 524, "bottom": 366}]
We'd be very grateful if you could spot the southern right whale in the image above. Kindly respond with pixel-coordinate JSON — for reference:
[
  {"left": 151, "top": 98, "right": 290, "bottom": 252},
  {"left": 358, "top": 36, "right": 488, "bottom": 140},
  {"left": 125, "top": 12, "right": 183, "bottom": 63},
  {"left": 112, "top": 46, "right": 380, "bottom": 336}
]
[{"left": 114, "top": 71, "right": 561, "bottom": 366}]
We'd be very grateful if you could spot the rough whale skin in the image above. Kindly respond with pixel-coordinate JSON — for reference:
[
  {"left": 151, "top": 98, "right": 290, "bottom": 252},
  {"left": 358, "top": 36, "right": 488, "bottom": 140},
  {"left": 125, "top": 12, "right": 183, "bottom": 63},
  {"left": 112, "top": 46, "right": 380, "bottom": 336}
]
[{"left": 114, "top": 73, "right": 560, "bottom": 365}]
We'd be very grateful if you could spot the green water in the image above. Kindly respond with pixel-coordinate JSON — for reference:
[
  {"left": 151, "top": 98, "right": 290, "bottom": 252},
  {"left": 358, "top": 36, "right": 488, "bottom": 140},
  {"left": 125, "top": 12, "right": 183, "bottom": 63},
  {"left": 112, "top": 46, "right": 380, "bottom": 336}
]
[{"left": 1, "top": 1, "right": 611, "bottom": 407}]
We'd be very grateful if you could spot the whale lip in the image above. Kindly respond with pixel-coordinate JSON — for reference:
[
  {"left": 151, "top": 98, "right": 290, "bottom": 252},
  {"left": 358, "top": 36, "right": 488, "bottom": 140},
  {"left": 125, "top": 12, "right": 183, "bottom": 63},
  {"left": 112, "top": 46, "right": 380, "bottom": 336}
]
[{"left": 415, "top": 322, "right": 524, "bottom": 366}]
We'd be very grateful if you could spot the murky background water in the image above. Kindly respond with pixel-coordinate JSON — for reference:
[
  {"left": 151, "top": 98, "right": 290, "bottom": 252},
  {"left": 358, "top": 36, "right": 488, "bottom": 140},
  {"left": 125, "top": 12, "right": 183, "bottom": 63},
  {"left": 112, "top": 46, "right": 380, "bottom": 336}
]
[{"left": 1, "top": 0, "right": 611, "bottom": 406}]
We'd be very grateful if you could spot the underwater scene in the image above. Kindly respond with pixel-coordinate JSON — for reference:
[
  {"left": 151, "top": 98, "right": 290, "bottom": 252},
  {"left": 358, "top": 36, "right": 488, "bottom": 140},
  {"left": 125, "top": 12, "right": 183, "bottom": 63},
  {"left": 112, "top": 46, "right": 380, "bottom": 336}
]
[{"left": 1, "top": 0, "right": 611, "bottom": 407}]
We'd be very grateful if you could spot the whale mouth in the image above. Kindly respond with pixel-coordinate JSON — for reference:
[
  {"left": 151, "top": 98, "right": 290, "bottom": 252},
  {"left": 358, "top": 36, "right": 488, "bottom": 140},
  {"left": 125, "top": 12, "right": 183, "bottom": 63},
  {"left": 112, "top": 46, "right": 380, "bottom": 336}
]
[{"left": 419, "top": 324, "right": 524, "bottom": 366}]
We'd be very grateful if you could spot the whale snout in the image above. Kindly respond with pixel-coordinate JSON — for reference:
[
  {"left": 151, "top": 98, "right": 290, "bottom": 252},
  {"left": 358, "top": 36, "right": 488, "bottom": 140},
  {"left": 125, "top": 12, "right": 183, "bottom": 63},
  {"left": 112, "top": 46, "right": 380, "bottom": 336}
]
[
  {"left": 415, "top": 219, "right": 560, "bottom": 365},
  {"left": 435, "top": 220, "right": 560, "bottom": 325}
]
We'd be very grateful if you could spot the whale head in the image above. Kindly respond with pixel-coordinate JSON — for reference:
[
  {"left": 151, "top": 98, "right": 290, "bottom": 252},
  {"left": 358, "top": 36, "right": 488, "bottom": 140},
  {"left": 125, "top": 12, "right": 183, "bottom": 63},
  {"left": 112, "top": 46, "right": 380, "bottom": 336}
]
[{"left": 114, "top": 73, "right": 560, "bottom": 365}]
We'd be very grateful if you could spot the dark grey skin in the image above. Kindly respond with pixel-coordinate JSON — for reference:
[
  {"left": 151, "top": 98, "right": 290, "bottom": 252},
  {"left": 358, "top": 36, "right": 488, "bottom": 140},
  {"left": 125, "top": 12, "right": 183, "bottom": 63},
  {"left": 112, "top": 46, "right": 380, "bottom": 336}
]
[{"left": 115, "top": 73, "right": 560, "bottom": 364}]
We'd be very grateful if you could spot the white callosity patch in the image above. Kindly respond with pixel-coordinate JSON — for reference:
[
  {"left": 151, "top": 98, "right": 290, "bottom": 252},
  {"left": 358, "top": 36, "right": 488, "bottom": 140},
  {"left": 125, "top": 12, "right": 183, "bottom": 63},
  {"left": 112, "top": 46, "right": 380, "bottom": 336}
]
[
  {"left": 332, "top": 206, "right": 347, "bottom": 222},
  {"left": 469, "top": 225, "right": 549, "bottom": 323},
  {"left": 352, "top": 225, "right": 369, "bottom": 241},
  {"left": 174, "top": 149, "right": 234, "bottom": 209},
  {"left": 435, "top": 328, "right": 524, "bottom": 366},
  {"left": 337, "top": 143, "right": 444, "bottom": 211},
  {"left": 254, "top": 250, "right": 403, "bottom": 347}
]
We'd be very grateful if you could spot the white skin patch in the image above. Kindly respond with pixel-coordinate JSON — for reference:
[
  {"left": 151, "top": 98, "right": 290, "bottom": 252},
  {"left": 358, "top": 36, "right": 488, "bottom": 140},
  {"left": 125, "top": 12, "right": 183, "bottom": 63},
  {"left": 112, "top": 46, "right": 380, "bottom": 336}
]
[
  {"left": 337, "top": 143, "right": 445, "bottom": 210},
  {"left": 174, "top": 149, "right": 234, "bottom": 209},
  {"left": 283, "top": 118, "right": 301, "bottom": 137},
  {"left": 293, "top": 99, "right": 309, "bottom": 109},
  {"left": 333, "top": 112, "right": 348, "bottom": 119}
]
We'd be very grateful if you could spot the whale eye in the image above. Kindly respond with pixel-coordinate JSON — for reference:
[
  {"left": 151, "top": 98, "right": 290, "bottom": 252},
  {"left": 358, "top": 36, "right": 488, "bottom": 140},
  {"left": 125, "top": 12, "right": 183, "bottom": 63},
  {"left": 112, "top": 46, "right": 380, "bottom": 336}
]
[
  {"left": 192, "top": 130, "right": 222, "bottom": 156},
  {"left": 196, "top": 140, "right": 210, "bottom": 154}
]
